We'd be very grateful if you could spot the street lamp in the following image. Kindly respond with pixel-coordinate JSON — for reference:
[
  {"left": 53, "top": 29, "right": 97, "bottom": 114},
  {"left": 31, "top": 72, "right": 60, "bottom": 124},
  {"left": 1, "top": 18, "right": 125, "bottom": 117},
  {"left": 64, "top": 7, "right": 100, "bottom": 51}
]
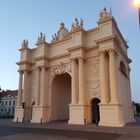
[{"left": 134, "top": 0, "right": 140, "bottom": 28}]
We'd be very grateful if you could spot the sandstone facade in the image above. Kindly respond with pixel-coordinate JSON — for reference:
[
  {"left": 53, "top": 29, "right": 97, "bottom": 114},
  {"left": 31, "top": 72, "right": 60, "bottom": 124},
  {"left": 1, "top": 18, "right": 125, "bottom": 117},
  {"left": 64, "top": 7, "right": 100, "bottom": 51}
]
[{"left": 13, "top": 8, "right": 134, "bottom": 127}]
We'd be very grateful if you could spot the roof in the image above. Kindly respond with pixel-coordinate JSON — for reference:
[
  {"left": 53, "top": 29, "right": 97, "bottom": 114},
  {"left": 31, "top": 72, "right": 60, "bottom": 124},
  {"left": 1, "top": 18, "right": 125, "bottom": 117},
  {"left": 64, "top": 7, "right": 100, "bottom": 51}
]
[{"left": 0, "top": 90, "right": 18, "bottom": 98}]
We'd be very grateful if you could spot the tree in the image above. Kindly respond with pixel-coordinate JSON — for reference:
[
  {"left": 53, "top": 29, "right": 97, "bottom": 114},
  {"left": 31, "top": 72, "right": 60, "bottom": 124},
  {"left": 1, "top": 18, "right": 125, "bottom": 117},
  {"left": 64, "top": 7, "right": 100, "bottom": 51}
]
[{"left": 135, "top": 103, "right": 140, "bottom": 113}]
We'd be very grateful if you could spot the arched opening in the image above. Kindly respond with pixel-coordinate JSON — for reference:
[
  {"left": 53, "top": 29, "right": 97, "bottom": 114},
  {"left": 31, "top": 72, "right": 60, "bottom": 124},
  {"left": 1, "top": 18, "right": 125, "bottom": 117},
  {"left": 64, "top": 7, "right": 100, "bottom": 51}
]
[
  {"left": 51, "top": 73, "right": 71, "bottom": 122},
  {"left": 91, "top": 98, "right": 101, "bottom": 124}
]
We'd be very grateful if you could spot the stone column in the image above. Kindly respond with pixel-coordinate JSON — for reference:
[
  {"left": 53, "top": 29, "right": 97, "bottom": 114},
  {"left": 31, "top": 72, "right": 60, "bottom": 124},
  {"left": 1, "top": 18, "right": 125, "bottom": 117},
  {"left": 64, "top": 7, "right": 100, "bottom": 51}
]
[
  {"left": 24, "top": 70, "right": 30, "bottom": 106},
  {"left": 109, "top": 49, "right": 119, "bottom": 104},
  {"left": 78, "top": 57, "right": 85, "bottom": 104},
  {"left": 35, "top": 67, "right": 40, "bottom": 106},
  {"left": 71, "top": 58, "right": 77, "bottom": 104},
  {"left": 40, "top": 66, "right": 46, "bottom": 106},
  {"left": 23, "top": 71, "right": 27, "bottom": 103},
  {"left": 100, "top": 50, "right": 109, "bottom": 103},
  {"left": 17, "top": 71, "right": 23, "bottom": 107}
]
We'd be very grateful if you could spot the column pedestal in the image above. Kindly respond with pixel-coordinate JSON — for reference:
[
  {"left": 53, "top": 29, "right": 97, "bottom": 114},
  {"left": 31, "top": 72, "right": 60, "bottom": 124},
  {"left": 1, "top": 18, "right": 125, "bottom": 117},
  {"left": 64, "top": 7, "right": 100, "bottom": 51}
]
[
  {"left": 13, "top": 106, "right": 31, "bottom": 122},
  {"left": 31, "top": 106, "right": 49, "bottom": 123},
  {"left": 68, "top": 104, "right": 91, "bottom": 124},
  {"left": 99, "top": 103, "right": 125, "bottom": 127},
  {"left": 13, "top": 106, "right": 24, "bottom": 122}
]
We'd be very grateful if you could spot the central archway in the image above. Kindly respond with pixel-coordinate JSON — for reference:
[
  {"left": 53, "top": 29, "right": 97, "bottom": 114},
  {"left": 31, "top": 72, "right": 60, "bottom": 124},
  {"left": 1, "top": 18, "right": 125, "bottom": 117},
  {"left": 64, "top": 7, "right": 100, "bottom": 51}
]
[{"left": 51, "top": 73, "right": 71, "bottom": 122}]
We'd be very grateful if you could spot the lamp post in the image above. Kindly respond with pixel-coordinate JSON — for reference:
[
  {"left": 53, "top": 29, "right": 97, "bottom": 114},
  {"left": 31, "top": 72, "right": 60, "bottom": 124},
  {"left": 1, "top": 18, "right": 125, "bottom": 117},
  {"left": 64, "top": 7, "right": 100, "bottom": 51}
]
[{"left": 134, "top": 0, "right": 140, "bottom": 28}]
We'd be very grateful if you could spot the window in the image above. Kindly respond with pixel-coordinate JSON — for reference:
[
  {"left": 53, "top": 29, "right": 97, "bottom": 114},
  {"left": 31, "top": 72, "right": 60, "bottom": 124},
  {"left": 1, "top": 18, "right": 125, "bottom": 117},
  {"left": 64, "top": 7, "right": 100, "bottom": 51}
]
[
  {"left": 13, "top": 100, "right": 15, "bottom": 105},
  {"left": 13, "top": 109, "right": 15, "bottom": 114},
  {"left": 120, "top": 61, "right": 127, "bottom": 76},
  {"left": 9, "top": 100, "right": 11, "bottom": 105},
  {"left": 5, "top": 101, "right": 7, "bottom": 106}
]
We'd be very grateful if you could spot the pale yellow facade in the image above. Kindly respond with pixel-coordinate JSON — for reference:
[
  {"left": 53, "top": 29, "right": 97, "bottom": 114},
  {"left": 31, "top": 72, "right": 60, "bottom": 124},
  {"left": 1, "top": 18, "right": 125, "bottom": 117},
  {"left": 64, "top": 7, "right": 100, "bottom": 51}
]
[{"left": 13, "top": 8, "right": 134, "bottom": 127}]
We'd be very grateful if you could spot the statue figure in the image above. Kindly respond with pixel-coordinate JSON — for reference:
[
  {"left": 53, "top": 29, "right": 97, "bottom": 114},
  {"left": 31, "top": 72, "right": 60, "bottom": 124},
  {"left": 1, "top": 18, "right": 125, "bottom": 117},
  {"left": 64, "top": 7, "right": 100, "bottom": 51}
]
[
  {"left": 109, "top": 8, "right": 112, "bottom": 17},
  {"left": 22, "top": 39, "right": 28, "bottom": 48},
  {"left": 80, "top": 18, "right": 83, "bottom": 28},
  {"left": 51, "top": 22, "right": 69, "bottom": 42},
  {"left": 99, "top": 7, "right": 112, "bottom": 20},
  {"left": 71, "top": 22, "right": 75, "bottom": 31},
  {"left": 75, "top": 18, "right": 79, "bottom": 28},
  {"left": 99, "top": 10, "right": 103, "bottom": 19},
  {"left": 103, "top": 7, "right": 107, "bottom": 17},
  {"left": 37, "top": 32, "right": 46, "bottom": 43}
]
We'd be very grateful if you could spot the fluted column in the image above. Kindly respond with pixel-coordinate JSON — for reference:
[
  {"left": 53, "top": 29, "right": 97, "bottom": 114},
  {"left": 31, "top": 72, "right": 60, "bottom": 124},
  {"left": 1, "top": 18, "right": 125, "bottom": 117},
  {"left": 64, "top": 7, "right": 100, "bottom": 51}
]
[
  {"left": 35, "top": 67, "right": 40, "bottom": 106},
  {"left": 17, "top": 71, "right": 23, "bottom": 107},
  {"left": 78, "top": 57, "right": 85, "bottom": 104},
  {"left": 109, "top": 49, "right": 119, "bottom": 104},
  {"left": 100, "top": 50, "right": 109, "bottom": 103},
  {"left": 71, "top": 58, "right": 77, "bottom": 104},
  {"left": 40, "top": 66, "right": 46, "bottom": 106}
]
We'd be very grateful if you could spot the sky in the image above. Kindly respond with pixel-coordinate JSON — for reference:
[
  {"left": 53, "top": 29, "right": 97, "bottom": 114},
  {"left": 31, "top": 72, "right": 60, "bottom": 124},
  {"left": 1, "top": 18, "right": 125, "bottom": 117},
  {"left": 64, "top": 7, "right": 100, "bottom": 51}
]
[{"left": 0, "top": 0, "right": 139, "bottom": 102}]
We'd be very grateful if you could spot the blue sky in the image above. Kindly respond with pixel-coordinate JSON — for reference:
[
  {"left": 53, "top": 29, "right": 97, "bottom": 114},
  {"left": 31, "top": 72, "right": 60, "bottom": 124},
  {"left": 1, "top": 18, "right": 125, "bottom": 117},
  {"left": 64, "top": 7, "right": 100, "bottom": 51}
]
[{"left": 0, "top": 0, "right": 139, "bottom": 102}]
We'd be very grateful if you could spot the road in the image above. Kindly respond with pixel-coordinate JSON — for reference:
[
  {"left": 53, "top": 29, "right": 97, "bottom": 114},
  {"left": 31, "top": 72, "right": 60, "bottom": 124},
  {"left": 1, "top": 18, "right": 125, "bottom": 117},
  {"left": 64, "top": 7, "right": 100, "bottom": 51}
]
[
  {"left": 0, "top": 125, "right": 121, "bottom": 140},
  {"left": 0, "top": 118, "right": 140, "bottom": 140}
]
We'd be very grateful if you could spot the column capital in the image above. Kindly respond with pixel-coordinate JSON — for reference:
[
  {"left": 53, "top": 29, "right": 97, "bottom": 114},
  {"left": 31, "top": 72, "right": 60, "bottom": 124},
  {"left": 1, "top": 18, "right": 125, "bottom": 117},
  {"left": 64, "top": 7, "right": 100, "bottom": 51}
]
[
  {"left": 99, "top": 50, "right": 105, "bottom": 55},
  {"left": 70, "top": 57, "right": 77, "bottom": 62},
  {"left": 18, "top": 70, "right": 23, "bottom": 73},
  {"left": 108, "top": 48, "right": 116, "bottom": 56},
  {"left": 41, "top": 66, "right": 46, "bottom": 69},
  {"left": 77, "top": 56, "right": 83, "bottom": 60}
]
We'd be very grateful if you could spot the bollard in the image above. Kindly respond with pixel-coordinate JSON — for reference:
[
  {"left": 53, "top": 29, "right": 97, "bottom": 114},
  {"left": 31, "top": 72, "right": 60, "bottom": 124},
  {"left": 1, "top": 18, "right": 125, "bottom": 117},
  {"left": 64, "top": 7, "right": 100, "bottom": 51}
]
[
  {"left": 16, "top": 117, "right": 18, "bottom": 123},
  {"left": 40, "top": 118, "right": 42, "bottom": 124},
  {"left": 84, "top": 118, "right": 86, "bottom": 125}
]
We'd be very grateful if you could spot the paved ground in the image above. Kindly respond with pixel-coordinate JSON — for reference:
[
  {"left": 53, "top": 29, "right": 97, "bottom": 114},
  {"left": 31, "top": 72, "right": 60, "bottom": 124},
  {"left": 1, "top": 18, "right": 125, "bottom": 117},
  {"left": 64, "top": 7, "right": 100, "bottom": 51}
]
[{"left": 0, "top": 118, "right": 140, "bottom": 140}]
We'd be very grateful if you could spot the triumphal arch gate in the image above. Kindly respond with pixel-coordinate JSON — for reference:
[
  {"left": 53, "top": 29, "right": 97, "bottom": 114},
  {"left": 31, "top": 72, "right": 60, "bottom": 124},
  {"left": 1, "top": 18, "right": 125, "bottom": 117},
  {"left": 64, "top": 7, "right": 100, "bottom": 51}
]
[{"left": 14, "top": 8, "right": 134, "bottom": 127}]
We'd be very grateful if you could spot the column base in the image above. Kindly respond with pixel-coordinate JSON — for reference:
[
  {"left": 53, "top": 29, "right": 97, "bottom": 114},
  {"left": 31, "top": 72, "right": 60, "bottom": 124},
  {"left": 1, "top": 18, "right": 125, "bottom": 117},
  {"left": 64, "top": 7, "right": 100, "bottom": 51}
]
[
  {"left": 13, "top": 106, "right": 24, "bottom": 122},
  {"left": 13, "top": 106, "right": 32, "bottom": 122},
  {"left": 99, "top": 103, "right": 125, "bottom": 127},
  {"left": 31, "top": 105, "right": 49, "bottom": 123},
  {"left": 68, "top": 104, "right": 91, "bottom": 125}
]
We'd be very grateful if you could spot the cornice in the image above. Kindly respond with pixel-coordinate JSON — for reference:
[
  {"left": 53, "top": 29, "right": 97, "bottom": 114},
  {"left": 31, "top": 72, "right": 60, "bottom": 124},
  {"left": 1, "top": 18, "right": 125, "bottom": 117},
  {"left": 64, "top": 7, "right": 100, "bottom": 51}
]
[
  {"left": 34, "top": 55, "right": 49, "bottom": 61},
  {"left": 48, "top": 52, "right": 70, "bottom": 61},
  {"left": 35, "top": 41, "right": 48, "bottom": 46},
  {"left": 95, "top": 35, "right": 117, "bottom": 45},
  {"left": 19, "top": 48, "right": 31, "bottom": 51},
  {"left": 16, "top": 60, "right": 31, "bottom": 65},
  {"left": 86, "top": 27, "right": 99, "bottom": 33},
  {"left": 97, "top": 17, "right": 116, "bottom": 25},
  {"left": 70, "top": 28, "right": 85, "bottom": 34},
  {"left": 96, "top": 35, "right": 131, "bottom": 64},
  {"left": 67, "top": 45, "right": 87, "bottom": 52}
]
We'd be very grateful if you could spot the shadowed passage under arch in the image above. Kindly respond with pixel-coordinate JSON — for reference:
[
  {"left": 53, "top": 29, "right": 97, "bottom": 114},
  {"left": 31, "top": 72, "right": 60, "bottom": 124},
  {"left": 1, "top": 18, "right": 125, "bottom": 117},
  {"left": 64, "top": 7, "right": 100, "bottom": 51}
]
[{"left": 51, "top": 73, "right": 71, "bottom": 122}]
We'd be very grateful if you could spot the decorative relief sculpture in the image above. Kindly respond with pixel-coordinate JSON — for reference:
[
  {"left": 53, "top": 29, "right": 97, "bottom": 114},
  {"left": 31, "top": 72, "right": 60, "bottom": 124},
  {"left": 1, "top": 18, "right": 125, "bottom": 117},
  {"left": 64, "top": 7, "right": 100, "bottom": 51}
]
[
  {"left": 51, "top": 22, "right": 69, "bottom": 42},
  {"left": 99, "top": 7, "right": 112, "bottom": 20},
  {"left": 71, "top": 18, "right": 83, "bottom": 31},
  {"left": 22, "top": 39, "right": 28, "bottom": 49},
  {"left": 37, "top": 32, "right": 46, "bottom": 44},
  {"left": 49, "top": 62, "right": 71, "bottom": 82}
]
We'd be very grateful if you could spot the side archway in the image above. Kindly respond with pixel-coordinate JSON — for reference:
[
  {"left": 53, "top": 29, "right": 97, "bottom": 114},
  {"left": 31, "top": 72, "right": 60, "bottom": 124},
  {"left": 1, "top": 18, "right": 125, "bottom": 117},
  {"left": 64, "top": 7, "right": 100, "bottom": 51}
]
[{"left": 91, "top": 98, "right": 101, "bottom": 124}]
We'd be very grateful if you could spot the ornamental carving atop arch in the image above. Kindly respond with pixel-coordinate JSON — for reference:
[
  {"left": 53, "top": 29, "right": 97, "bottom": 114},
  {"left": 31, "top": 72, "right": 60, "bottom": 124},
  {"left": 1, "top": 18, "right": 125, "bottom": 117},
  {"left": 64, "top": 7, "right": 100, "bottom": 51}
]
[{"left": 49, "top": 62, "right": 71, "bottom": 85}]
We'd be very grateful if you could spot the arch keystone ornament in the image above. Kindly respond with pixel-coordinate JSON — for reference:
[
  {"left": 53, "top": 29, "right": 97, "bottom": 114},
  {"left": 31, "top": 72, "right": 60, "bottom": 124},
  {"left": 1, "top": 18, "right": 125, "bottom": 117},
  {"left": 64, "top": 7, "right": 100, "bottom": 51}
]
[{"left": 14, "top": 8, "right": 134, "bottom": 127}]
